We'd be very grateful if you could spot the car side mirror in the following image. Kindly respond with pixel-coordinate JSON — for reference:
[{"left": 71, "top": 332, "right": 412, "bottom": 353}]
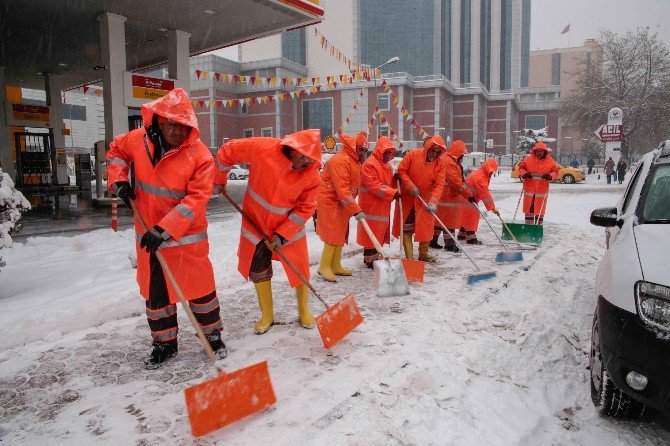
[{"left": 590, "top": 207, "right": 619, "bottom": 228}]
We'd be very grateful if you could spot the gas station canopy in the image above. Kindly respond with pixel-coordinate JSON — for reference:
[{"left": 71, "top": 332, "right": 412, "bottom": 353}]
[{"left": 0, "top": 0, "right": 324, "bottom": 90}]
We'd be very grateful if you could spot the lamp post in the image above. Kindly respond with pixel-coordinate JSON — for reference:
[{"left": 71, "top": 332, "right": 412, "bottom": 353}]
[
  {"left": 372, "top": 57, "right": 399, "bottom": 139},
  {"left": 67, "top": 97, "right": 87, "bottom": 186}
]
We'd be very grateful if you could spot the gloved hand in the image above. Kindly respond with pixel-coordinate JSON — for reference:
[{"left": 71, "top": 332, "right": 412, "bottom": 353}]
[
  {"left": 114, "top": 181, "right": 136, "bottom": 208},
  {"left": 213, "top": 184, "right": 226, "bottom": 195},
  {"left": 410, "top": 188, "right": 420, "bottom": 197},
  {"left": 426, "top": 203, "right": 437, "bottom": 214},
  {"left": 492, "top": 208, "right": 501, "bottom": 216},
  {"left": 468, "top": 196, "right": 477, "bottom": 203},
  {"left": 542, "top": 174, "right": 553, "bottom": 180},
  {"left": 140, "top": 225, "right": 167, "bottom": 253},
  {"left": 354, "top": 212, "right": 366, "bottom": 222},
  {"left": 267, "top": 233, "right": 286, "bottom": 251},
  {"left": 522, "top": 173, "right": 533, "bottom": 179},
  {"left": 393, "top": 191, "right": 401, "bottom": 200}
]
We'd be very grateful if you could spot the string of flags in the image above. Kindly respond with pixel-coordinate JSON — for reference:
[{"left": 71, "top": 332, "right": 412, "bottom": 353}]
[
  {"left": 379, "top": 79, "right": 430, "bottom": 139},
  {"left": 369, "top": 106, "right": 405, "bottom": 150},
  {"left": 337, "top": 86, "right": 367, "bottom": 134},
  {"left": 193, "top": 68, "right": 369, "bottom": 86},
  {"left": 63, "top": 85, "right": 103, "bottom": 101},
  {"left": 312, "top": 28, "right": 375, "bottom": 79}
]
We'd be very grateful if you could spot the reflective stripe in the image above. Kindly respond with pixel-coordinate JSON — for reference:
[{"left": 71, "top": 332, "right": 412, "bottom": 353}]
[
  {"left": 530, "top": 174, "right": 546, "bottom": 179},
  {"left": 189, "top": 297, "right": 219, "bottom": 314},
  {"left": 201, "top": 320, "right": 223, "bottom": 335},
  {"left": 216, "top": 159, "right": 233, "bottom": 172},
  {"left": 462, "top": 203, "right": 478, "bottom": 210},
  {"left": 288, "top": 228, "right": 306, "bottom": 243},
  {"left": 107, "top": 157, "right": 128, "bottom": 166},
  {"left": 175, "top": 204, "right": 194, "bottom": 220},
  {"left": 482, "top": 198, "right": 492, "bottom": 204},
  {"left": 377, "top": 191, "right": 384, "bottom": 198},
  {"left": 136, "top": 180, "right": 186, "bottom": 199},
  {"left": 146, "top": 305, "right": 176, "bottom": 320},
  {"left": 242, "top": 227, "right": 261, "bottom": 245},
  {"left": 248, "top": 188, "right": 291, "bottom": 214},
  {"left": 288, "top": 213, "right": 306, "bottom": 226},
  {"left": 135, "top": 230, "right": 207, "bottom": 248},
  {"left": 359, "top": 187, "right": 370, "bottom": 193},
  {"left": 365, "top": 214, "right": 390, "bottom": 222},
  {"left": 438, "top": 202, "right": 459, "bottom": 208},
  {"left": 524, "top": 192, "right": 548, "bottom": 198},
  {"left": 381, "top": 185, "right": 388, "bottom": 190},
  {"left": 341, "top": 197, "right": 354, "bottom": 206},
  {"left": 152, "top": 327, "right": 178, "bottom": 342}
]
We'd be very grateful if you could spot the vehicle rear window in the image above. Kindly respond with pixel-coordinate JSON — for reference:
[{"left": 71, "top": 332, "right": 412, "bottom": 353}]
[{"left": 641, "top": 164, "right": 670, "bottom": 223}]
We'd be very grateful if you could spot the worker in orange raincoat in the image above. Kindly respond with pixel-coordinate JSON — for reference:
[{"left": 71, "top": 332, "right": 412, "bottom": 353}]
[
  {"left": 518, "top": 141, "right": 559, "bottom": 225},
  {"left": 356, "top": 136, "right": 398, "bottom": 268},
  {"left": 214, "top": 130, "right": 321, "bottom": 334},
  {"left": 315, "top": 131, "right": 368, "bottom": 281},
  {"left": 392, "top": 135, "right": 448, "bottom": 262},
  {"left": 433, "top": 140, "right": 475, "bottom": 252},
  {"left": 107, "top": 88, "right": 224, "bottom": 370},
  {"left": 458, "top": 158, "right": 501, "bottom": 244}
]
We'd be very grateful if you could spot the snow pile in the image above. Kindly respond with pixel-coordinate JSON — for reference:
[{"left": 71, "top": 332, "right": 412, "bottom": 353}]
[{"left": 0, "top": 167, "right": 30, "bottom": 269}]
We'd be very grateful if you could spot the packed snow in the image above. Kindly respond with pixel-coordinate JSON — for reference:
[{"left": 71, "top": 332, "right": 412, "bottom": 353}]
[{"left": 1, "top": 175, "right": 668, "bottom": 445}]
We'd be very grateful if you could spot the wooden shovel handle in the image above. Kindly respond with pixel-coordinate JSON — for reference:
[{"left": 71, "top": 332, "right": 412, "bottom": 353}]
[
  {"left": 396, "top": 178, "right": 404, "bottom": 258},
  {"left": 359, "top": 217, "right": 387, "bottom": 258},
  {"left": 221, "top": 191, "right": 330, "bottom": 309},
  {"left": 130, "top": 200, "right": 220, "bottom": 370}
]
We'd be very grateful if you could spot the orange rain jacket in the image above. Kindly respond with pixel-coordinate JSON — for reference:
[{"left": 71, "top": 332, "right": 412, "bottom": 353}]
[
  {"left": 107, "top": 88, "right": 215, "bottom": 304},
  {"left": 392, "top": 136, "right": 448, "bottom": 242},
  {"left": 356, "top": 137, "right": 397, "bottom": 249},
  {"left": 459, "top": 159, "right": 499, "bottom": 232},
  {"left": 315, "top": 132, "right": 365, "bottom": 246},
  {"left": 214, "top": 130, "right": 322, "bottom": 288},
  {"left": 436, "top": 140, "right": 474, "bottom": 229},
  {"left": 518, "top": 142, "right": 559, "bottom": 215}
]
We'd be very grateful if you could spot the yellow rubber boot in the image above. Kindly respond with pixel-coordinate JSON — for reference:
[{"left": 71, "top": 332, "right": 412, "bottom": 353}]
[
  {"left": 402, "top": 234, "right": 414, "bottom": 260},
  {"left": 253, "top": 281, "right": 274, "bottom": 334},
  {"left": 331, "top": 245, "right": 352, "bottom": 276},
  {"left": 296, "top": 284, "right": 315, "bottom": 329},
  {"left": 317, "top": 244, "right": 338, "bottom": 282},
  {"left": 418, "top": 242, "right": 437, "bottom": 262}
]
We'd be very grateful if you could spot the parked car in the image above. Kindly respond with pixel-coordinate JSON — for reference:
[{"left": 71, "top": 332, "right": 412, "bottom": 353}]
[
  {"left": 511, "top": 161, "right": 585, "bottom": 183},
  {"left": 228, "top": 164, "right": 249, "bottom": 180},
  {"left": 589, "top": 141, "right": 670, "bottom": 418}
]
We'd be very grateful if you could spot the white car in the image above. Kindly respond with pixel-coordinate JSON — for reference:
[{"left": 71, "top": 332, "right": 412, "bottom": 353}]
[
  {"left": 589, "top": 141, "right": 670, "bottom": 418},
  {"left": 228, "top": 164, "right": 249, "bottom": 180}
]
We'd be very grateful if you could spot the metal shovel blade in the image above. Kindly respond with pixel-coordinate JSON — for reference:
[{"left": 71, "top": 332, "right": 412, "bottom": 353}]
[
  {"left": 185, "top": 361, "right": 276, "bottom": 437},
  {"left": 373, "top": 258, "right": 410, "bottom": 297},
  {"left": 316, "top": 294, "right": 364, "bottom": 349}
]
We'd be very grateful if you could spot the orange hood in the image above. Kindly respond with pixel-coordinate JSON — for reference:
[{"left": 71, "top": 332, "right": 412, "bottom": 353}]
[
  {"left": 280, "top": 129, "right": 323, "bottom": 168},
  {"left": 339, "top": 132, "right": 366, "bottom": 161},
  {"left": 141, "top": 88, "right": 200, "bottom": 146},
  {"left": 423, "top": 135, "right": 448, "bottom": 158},
  {"left": 446, "top": 140, "right": 468, "bottom": 159},
  {"left": 372, "top": 136, "right": 396, "bottom": 162},
  {"left": 481, "top": 158, "right": 499, "bottom": 175},
  {"left": 532, "top": 141, "right": 553, "bottom": 156}
]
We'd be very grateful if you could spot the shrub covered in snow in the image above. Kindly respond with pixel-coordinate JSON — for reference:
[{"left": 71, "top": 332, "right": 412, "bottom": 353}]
[
  {"left": 516, "top": 127, "right": 557, "bottom": 154},
  {"left": 0, "top": 167, "right": 31, "bottom": 270}
]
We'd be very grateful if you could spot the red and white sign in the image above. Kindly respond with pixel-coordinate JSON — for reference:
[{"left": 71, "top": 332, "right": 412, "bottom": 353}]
[
  {"left": 131, "top": 74, "right": 174, "bottom": 101},
  {"left": 595, "top": 124, "right": 622, "bottom": 142}
]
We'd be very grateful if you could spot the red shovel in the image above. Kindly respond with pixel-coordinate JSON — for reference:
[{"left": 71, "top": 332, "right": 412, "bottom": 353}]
[
  {"left": 130, "top": 201, "right": 276, "bottom": 437},
  {"left": 222, "top": 191, "right": 364, "bottom": 349}
]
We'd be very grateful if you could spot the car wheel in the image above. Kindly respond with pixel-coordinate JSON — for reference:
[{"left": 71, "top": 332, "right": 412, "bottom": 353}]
[
  {"left": 562, "top": 174, "right": 575, "bottom": 184},
  {"left": 229, "top": 173, "right": 237, "bottom": 180},
  {"left": 590, "top": 312, "right": 646, "bottom": 418}
]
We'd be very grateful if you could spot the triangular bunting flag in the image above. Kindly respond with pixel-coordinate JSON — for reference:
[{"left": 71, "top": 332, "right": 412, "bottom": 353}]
[
  {"left": 195, "top": 70, "right": 201, "bottom": 79},
  {"left": 198, "top": 100, "right": 205, "bottom": 108},
  {"left": 214, "top": 72, "right": 221, "bottom": 82},
  {"left": 203, "top": 71, "right": 209, "bottom": 80}
]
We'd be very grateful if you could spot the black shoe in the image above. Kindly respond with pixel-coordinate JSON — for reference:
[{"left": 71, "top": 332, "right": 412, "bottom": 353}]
[
  {"left": 364, "top": 260, "right": 374, "bottom": 269},
  {"left": 445, "top": 244, "right": 460, "bottom": 253},
  {"left": 429, "top": 236, "right": 443, "bottom": 249},
  {"left": 144, "top": 340, "right": 178, "bottom": 370},
  {"left": 467, "top": 238, "right": 483, "bottom": 245},
  {"left": 205, "top": 332, "right": 228, "bottom": 360}
]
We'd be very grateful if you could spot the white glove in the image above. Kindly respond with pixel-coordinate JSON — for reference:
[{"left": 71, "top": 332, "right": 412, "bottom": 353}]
[
  {"left": 354, "top": 212, "right": 366, "bottom": 222},
  {"left": 427, "top": 203, "right": 437, "bottom": 214}
]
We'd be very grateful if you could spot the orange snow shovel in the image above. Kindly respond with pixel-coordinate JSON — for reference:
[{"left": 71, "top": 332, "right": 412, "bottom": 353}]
[
  {"left": 396, "top": 179, "right": 425, "bottom": 282},
  {"left": 222, "top": 191, "right": 363, "bottom": 350},
  {"left": 130, "top": 201, "right": 276, "bottom": 437}
]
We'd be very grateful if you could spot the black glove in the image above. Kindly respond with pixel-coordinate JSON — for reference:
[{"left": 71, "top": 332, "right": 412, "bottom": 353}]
[
  {"left": 114, "top": 181, "right": 136, "bottom": 208},
  {"left": 468, "top": 196, "right": 476, "bottom": 203},
  {"left": 522, "top": 173, "right": 533, "bottom": 179},
  {"left": 267, "top": 233, "right": 286, "bottom": 251},
  {"left": 140, "top": 225, "right": 167, "bottom": 253},
  {"left": 542, "top": 174, "right": 552, "bottom": 180}
]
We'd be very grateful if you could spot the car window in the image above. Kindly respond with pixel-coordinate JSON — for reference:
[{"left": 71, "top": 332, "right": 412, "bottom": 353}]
[
  {"left": 641, "top": 164, "right": 670, "bottom": 223},
  {"left": 622, "top": 162, "right": 645, "bottom": 214}
]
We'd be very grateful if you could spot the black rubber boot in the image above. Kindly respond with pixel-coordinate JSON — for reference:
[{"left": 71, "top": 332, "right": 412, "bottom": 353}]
[
  {"left": 444, "top": 239, "right": 461, "bottom": 252},
  {"left": 364, "top": 260, "right": 374, "bottom": 269},
  {"left": 144, "top": 340, "right": 178, "bottom": 370},
  {"left": 467, "top": 238, "right": 483, "bottom": 245},
  {"left": 206, "top": 332, "right": 228, "bottom": 360},
  {"left": 429, "top": 234, "right": 443, "bottom": 249}
]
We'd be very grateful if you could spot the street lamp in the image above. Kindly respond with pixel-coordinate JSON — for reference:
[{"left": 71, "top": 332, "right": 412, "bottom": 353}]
[
  {"left": 372, "top": 56, "right": 399, "bottom": 139},
  {"left": 68, "top": 97, "right": 87, "bottom": 151}
]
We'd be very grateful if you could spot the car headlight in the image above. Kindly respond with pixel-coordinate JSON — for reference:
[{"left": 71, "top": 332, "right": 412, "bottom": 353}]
[{"left": 635, "top": 281, "right": 670, "bottom": 332}]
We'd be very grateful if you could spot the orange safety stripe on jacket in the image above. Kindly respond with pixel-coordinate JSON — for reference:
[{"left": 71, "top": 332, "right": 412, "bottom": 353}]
[
  {"left": 214, "top": 130, "right": 321, "bottom": 288},
  {"left": 106, "top": 88, "right": 215, "bottom": 304},
  {"left": 518, "top": 142, "right": 559, "bottom": 215},
  {"left": 392, "top": 136, "right": 448, "bottom": 242},
  {"left": 436, "top": 140, "right": 473, "bottom": 229},
  {"left": 459, "top": 158, "right": 499, "bottom": 232},
  {"left": 316, "top": 132, "right": 364, "bottom": 246},
  {"left": 356, "top": 136, "right": 397, "bottom": 249}
]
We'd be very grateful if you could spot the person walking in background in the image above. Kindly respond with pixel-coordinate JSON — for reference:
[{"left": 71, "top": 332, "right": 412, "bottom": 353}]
[
  {"left": 570, "top": 157, "right": 579, "bottom": 168},
  {"left": 587, "top": 157, "right": 595, "bottom": 174},
  {"left": 617, "top": 158, "right": 628, "bottom": 184},
  {"left": 604, "top": 157, "right": 615, "bottom": 184}
]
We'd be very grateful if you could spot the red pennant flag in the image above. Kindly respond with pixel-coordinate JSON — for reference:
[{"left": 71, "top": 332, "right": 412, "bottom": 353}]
[
  {"left": 316, "top": 86, "right": 322, "bottom": 92},
  {"left": 195, "top": 70, "right": 202, "bottom": 79},
  {"left": 339, "top": 75, "right": 344, "bottom": 82},
  {"left": 381, "top": 80, "right": 388, "bottom": 86},
  {"left": 83, "top": 86, "right": 89, "bottom": 94},
  {"left": 268, "top": 95, "right": 274, "bottom": 103},
  {"left": 353, "top": 104, "right": 358, "bottom": 110},
  {"left": 198, "top": 100, "right": 204, "bottom": 108},
  {"left": 282, "top": 78, "right": 288, "bottom": 86},
  {"left": 267, "top": 77, "right": 272, "bottom": 84},
  {"left": 345, "top": 117, "right": 350, "bottom": 123},
  {"left": 250, "top": 76, "right": 256, "bottom": 84},
  {"left": 333, "top": 82, "right": 338, "bottom": 89},
  {"left": 214, "top": 72, "right": 221, "bottom": 82},
  {"left": 312, "top": 77, "right": 317, "bottom": 84},
  {"left": 233, "top": 99, "right": 240, "bottom": 106},
  {"left": 233, "top": 75, "right": 240, "bottom": 83},
  {"left": 217, "top": 100, "right": 222, "bottom": 108}
]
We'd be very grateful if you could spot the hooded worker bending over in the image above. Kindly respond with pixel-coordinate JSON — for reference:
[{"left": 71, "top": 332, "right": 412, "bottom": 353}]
[
  {"left": 458, "top": 159, "right": 500, "bottom": 244},
  {"left": 107, "top": 88, "right": 223, "bottom": 369},
  {"left": 392, "top": 135, "right": 447, "bottom": 262},
  {"left": 518, "top": 142, "right": 558, "bottom": 225},
  {"left": 356, "top": 136, "right": 398, "bottom": 268},
  {"left": 433, "top": 140, "right": 475, "bottom": 252},
  {"left": 316, "top": 131, "right": 368, "bottom": 281},
  {"left": 214, "top": 130, "right": 322, "bottom": 334}
]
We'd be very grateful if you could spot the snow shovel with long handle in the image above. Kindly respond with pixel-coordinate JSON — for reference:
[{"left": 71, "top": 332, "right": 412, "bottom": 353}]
[
  {"left": 501, "top": 183, "right": 543, "bottom": 245},
  {"left": 415, "top": 194, "right": 496, "bottom": 285},
  {"left": 359, "top": 217, "right": 410, "bottom": 297},
  {"left": 129, "top": 200, "right": 276, "bottom": 438},
  {"left": 473, "top": 203, "right": 523, "bottom": 263},
  {"left": 396, "top": 178, "right": 425, "bottom": 282},
  {"left": 221, "top": 191, "right": 363, "bottom": 350}
]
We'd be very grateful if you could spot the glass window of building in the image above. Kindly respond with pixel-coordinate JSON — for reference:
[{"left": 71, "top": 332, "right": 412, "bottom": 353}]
[
  {"left": 521, "top": 0, "right": 531, "bottom": 87},
  {"left": 480, "top": 0, "right": 492, "bottom": 89},
  {"left": 302, "top": 98, "right": 333, "bottom": 139},
  {"left": 500, "top": 0, "right": 513, "bottom": 90},
  {"left": 281, "top": 28, "right": 306, "bottom": 66},
  {"left": 261, "top": 127, "right": 273, "bottom": 137},
  {"left": 377, "top": 93, "right": 390, "bottom": 111},
  {"left": 378, "top": 125, "right": 389, "bottom": 138},
  {"left": 525, "top": 115, "right": 546, "bottom": 130},
  {"left": 551, "top": 53, "right": 561, "bottom": 86},
  {"left": 441, "top": 0, "right": 452, "bottom": 78},
  {"left": 243, "top": 128, "right": 254, "bottom": 138},
  {"left": 241, "top": 102, "right": 248, "bottom": 114},
  {"left": 460, "top": 0, "right": 471, "bottom": 84}
]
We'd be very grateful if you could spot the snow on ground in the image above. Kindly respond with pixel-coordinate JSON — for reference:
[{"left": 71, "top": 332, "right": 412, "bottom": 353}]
[{"left": 1, "top": 180, "right": 669, "bottom": 445}]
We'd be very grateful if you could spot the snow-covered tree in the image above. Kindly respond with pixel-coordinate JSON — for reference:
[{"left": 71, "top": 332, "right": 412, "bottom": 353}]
[
  {"left": 0, "top": 167, "right": 31, "bottom": 270},
  {"left": 516, "top": 127, "right": 557, "bottom": 155}
]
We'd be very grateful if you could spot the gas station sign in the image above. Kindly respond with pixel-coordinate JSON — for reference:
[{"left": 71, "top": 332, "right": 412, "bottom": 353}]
[
  {"left": 131, "top": 75, "right": 174, "bottom": 100},
  {"left": 7, "top": 103, "right": 51, "bottom": 126}
]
